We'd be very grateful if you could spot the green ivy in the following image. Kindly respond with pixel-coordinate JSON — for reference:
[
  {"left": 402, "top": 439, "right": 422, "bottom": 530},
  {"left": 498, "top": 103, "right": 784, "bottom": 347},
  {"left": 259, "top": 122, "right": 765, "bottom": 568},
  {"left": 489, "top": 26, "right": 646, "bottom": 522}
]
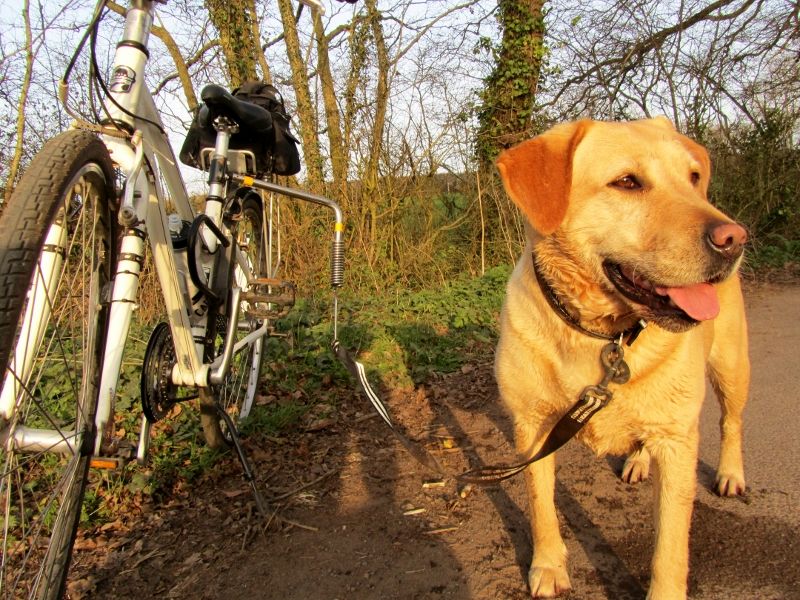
[
  {"left": 475, "top": 0, "right": 548, "bottom": 164},
  {"left": 262, "top": 265, "right": 512, "bottom": 391}
]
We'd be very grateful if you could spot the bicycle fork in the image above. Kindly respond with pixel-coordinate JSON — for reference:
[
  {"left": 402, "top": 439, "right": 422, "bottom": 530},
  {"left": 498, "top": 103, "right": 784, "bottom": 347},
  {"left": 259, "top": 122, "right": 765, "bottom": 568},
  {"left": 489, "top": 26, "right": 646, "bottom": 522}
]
[
  {"left": 0, "top": 223, "right": 70, "bottom": 452},
  {"left": 92, "top": 162, "right": 212, "bottom": 462},
  {"left": 92, "top": 224, "right": 145, "bottom": 460}
]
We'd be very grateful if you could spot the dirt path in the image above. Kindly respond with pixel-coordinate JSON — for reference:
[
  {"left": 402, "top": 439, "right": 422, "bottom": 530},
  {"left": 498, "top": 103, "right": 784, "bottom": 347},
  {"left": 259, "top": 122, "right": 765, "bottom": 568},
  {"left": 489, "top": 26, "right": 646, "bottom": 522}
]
[{"left": 69, "top": 283, "right": 800, "bottom": 599}]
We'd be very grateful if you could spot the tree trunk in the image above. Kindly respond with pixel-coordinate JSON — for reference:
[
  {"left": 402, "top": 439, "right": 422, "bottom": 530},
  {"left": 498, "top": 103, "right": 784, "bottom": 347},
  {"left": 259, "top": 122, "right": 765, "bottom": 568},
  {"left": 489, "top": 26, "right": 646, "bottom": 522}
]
[
  {"left": 365, "top": 0, "right": 389, "bottom": 188},
  {"left": 3, "top": 0, "right": 34, "bottom": 204},
  {"left": 475, "top": 0, "right": 546, "bottom": 165},
  {"left": 277, "top": 0, "right": 324, "bottom": 189},
  {"left": 246, "top": 0, "right": 273, "bottom": 84},
  {"left": 343, "top": 16, "right": 368, "bottom": 166},
  {"left": 314, "top": 12, "right": 347, "bottom": 192},
  {"left": 363, "top": 0, "right": 389, "bottom": 251},
  {"left": 204, "top": 0, "right": 259, "bottom": 87}
]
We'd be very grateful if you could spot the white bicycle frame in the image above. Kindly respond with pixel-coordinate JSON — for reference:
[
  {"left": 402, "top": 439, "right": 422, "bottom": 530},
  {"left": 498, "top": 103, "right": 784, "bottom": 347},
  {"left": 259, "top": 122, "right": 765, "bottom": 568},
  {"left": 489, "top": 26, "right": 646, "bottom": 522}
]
[
  {"left": 1, "top": 0, "right": 343, "bottom": 460},
  {"left": 95, "top": 9, "right": 208, "bottom": 444}
]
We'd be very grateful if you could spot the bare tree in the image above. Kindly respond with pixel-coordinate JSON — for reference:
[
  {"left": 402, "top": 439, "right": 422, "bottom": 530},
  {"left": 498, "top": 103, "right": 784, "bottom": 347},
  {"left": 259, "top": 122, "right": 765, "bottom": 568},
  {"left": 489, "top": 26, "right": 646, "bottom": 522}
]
[
  {"left": 1, "top": 0, "right": 87, "bottom": 202},
  {"left": 3, "top": 0, "right": 35, "bottom": 204},
  {"left": 312, "top": 9, "right": 348, "bottom": 191},
  {"left": 535, "top": 0, "right": 799, "bottom": 261},
  {"left": 276, "top": 0, "right": 324, "bottom": 188},
  {"left": 7, "top": 0, "right": 793, "bottom": 288},
  {"left": 541, "top": 0, "right": 799, "bottom": 133},
  {"left": 107, "top": 1, "right": 201, "bottom": 110}
]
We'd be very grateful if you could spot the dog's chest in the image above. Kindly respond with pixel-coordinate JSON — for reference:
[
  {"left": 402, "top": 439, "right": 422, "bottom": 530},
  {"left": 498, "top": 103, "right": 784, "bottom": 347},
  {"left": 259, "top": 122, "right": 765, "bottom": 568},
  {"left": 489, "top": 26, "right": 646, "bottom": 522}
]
[
  {"left": 497, "top": 290, "right": 709, "bottom": 456},
  {"left": 573, "top": 347, "right": 708, "bottom": 456}
]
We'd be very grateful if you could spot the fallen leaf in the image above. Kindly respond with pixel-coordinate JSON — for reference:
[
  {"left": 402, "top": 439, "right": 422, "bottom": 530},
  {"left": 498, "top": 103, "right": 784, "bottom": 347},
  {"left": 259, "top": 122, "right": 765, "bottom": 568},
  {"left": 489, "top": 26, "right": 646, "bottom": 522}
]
[
  {"left": 305, "top": 417, "right": 336, "bottom": 432},
  {"left": 72, "top": 538, "right": 97, "bottom": 551},
  {"left": 182, "top": 552, "right": 203, "bottom": 567},
  {"left": 66, "top": 577, "right": 96, "bottom": 599},
  {"left": 222, "top": 488, "right": 247, "bottom": 499}
]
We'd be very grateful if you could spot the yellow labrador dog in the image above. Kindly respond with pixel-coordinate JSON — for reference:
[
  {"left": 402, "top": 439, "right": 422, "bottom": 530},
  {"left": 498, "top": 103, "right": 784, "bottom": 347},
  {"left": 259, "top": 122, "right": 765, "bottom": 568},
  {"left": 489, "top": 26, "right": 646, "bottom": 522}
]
[{"left": 494, "top": 118, "right": 749, "bottom": 599}]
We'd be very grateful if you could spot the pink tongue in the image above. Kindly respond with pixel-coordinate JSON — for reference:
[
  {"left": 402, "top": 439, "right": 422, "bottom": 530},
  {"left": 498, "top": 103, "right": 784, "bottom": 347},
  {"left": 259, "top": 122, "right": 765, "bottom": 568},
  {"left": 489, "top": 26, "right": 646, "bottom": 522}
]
[{"left": 660, "top": 283, "right": 720, "bottom": 321}]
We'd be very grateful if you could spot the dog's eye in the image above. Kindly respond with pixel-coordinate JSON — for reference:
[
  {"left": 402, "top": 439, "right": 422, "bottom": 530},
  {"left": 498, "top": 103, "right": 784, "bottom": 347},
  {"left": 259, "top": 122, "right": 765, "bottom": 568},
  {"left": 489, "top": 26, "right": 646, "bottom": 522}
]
[
  {"left": 690, "top": 171, "right": 701, "bottom": 186},
  {"left": 611, "top": 175, "right": 642, "bottom": 190}
]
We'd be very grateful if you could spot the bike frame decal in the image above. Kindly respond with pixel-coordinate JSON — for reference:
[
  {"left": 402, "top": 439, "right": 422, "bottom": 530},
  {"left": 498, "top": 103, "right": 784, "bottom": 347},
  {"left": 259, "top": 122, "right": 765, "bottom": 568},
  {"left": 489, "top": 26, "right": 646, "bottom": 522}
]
[{"left": 109, "top": 65, "right": 136, "bottom": 93}]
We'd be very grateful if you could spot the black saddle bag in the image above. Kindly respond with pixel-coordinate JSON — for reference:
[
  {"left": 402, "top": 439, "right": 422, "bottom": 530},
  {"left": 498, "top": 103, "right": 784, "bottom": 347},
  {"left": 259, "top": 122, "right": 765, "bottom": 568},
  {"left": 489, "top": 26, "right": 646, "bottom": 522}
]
[{"left": 179, "top": 81, "right": 301, "bottom": 177}]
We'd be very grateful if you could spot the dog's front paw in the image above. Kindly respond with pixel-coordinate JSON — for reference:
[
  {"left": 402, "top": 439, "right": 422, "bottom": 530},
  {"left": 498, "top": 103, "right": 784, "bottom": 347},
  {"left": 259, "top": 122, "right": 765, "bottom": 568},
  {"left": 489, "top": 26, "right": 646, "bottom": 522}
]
[
  {"left": 529, "top": 565, "right": 571, "bottom": 598},
  {"left": 645, "top": 583, "right": 688, "bottom": 600},
  {"left": 715, "top": 470, "right": 745, "bottom": 496},
  {"left": 621, "top": 446, "right": 651, "bottom": 484}
]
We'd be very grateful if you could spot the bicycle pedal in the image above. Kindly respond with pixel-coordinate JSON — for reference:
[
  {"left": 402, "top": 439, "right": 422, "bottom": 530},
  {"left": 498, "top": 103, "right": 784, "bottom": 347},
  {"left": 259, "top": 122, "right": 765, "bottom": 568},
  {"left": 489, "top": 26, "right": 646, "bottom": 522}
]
[
  {"left": 93, "top": 437, "right": 136, "bottom": 470},
  {"left": 242, "top": 278, "right": 296, "bottom": 318}
]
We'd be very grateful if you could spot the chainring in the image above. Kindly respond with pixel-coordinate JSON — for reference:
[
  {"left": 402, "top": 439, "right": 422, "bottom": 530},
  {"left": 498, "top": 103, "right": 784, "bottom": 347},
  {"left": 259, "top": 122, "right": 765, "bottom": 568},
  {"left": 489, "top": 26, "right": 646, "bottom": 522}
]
[{"left": 141, "top": 322, "right": 195, "bottom": 422}]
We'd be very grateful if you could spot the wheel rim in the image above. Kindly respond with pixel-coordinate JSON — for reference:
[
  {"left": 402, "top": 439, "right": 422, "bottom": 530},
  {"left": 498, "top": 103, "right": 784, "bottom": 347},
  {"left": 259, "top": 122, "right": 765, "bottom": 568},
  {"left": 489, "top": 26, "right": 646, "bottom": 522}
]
[
  {"left": 213, "top": 199, "right": 266, "bottom": 440},
  {"left": 0, "top": 161, "right": 112, "bottom": 598}
]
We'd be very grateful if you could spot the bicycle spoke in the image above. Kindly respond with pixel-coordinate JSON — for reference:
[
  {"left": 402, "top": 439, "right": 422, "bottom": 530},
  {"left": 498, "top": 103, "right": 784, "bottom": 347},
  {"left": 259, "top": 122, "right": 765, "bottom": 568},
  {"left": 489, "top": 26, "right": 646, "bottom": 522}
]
[{"left": 0, "top": 130, "right": 114, "bottom": 599}]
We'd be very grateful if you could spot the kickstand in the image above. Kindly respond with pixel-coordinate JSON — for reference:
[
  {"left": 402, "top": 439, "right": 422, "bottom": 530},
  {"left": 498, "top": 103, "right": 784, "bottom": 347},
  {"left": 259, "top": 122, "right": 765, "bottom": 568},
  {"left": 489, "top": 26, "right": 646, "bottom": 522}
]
[{"left": 214, "top": 406, "right": 270, "bottom": 518}]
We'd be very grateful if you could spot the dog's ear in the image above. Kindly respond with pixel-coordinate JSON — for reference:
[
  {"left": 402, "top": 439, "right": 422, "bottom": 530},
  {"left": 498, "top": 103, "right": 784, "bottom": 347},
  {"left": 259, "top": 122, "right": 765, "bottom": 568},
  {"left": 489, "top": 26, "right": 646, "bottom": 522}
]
[{"left": 496, "top": 120, "right": 589, "bottom": 235}]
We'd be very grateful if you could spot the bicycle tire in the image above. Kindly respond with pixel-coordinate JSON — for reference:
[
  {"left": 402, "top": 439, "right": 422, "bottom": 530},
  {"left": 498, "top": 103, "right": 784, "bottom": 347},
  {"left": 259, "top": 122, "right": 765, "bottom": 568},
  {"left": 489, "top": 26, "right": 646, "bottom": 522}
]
[
  {"left": 200, "top": 192, "right": 266, "bottom": 449},
  {"left": 0, "top": 129, "right": 117, "bottom": 600}
]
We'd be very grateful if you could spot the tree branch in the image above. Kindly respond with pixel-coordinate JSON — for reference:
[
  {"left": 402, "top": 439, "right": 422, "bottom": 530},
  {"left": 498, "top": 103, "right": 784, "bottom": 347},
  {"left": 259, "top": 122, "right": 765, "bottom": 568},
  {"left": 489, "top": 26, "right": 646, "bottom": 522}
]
[{"left": 546, "top": 0, "right": 758, "bottom": 108}]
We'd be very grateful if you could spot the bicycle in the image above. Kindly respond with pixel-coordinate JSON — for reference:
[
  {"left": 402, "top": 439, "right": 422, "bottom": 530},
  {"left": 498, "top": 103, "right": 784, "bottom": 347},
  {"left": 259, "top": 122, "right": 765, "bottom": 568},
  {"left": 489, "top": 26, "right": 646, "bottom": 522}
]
[{"left": 0, "top": 0, "right": 343, "bottom": 597}]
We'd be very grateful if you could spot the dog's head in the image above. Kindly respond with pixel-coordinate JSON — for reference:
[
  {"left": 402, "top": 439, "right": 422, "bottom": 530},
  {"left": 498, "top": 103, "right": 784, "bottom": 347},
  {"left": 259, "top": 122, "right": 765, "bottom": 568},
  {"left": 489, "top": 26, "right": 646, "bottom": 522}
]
[{"left": 496, "top": 117, "right": 747, "bottom": 332}]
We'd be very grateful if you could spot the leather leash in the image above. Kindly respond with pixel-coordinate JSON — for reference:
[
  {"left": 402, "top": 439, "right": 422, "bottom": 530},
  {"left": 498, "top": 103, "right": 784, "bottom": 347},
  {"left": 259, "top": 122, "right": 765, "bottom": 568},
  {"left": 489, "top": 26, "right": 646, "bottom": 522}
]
[
  {"left": 457, "top": 327, "right": 641, "bottom": 483},
  {"left": 330, "top": 254, "right": 647, "bottom": 484},
  {"left": 458, "top": 254, "right": 646, "bottom": 483}
]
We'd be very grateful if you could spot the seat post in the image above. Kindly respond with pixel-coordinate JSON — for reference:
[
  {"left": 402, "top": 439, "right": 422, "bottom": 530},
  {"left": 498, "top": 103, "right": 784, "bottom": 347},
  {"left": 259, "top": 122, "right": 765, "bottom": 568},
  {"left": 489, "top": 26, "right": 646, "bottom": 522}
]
[{"left": 202, "top": 116, "right": 237, "bottom": 253}]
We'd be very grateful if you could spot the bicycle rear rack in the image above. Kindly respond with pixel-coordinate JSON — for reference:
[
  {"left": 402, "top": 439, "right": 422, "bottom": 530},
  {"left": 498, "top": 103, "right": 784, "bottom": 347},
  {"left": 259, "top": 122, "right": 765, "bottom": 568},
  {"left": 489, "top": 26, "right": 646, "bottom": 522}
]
[{"left": 229, "top": 174, "right": 344, "bottom": 289}]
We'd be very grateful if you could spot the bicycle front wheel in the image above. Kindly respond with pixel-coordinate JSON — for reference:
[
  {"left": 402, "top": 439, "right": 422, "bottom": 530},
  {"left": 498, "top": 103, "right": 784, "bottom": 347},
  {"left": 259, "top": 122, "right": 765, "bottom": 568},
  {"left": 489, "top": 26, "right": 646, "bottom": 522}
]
[
  {"left": 0, "top": 130, "right": 117, "bottom": 599},
  {"left": 200, "top": 192, "right": 266, "bottom": 449}
]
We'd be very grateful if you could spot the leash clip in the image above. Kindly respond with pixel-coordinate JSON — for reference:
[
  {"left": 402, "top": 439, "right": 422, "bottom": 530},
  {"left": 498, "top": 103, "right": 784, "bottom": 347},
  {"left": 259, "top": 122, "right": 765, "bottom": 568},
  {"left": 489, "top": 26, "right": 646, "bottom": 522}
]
[{"left": 600, "top": 341, "right": 630, "bottom": 385}]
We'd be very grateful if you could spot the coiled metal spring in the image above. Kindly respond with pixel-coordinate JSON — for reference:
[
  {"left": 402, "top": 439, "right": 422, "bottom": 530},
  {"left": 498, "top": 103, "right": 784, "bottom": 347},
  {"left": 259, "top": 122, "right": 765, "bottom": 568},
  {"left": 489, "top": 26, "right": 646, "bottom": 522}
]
[{"left": 331, "top": 236, "right": 345, "bottom": 288}]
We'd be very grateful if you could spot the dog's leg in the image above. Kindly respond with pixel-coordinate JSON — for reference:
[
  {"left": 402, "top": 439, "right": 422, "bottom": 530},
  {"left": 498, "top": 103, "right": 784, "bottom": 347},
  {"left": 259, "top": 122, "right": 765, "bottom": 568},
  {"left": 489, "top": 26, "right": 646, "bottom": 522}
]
[
  {"left": 707, "top": 281, "right": 749, "bottom": 497},
  {"left": 646, "top": 437, "right": 698, "bottom": 600},
  {"left": 621, "top": 443, "right": 651, "bottom": 484},
  {"left": 708, "top": 351, "right": 749, "bottom": 496},
  {"left": 517, "top": 424, "right": 572, "bottom": 598}
]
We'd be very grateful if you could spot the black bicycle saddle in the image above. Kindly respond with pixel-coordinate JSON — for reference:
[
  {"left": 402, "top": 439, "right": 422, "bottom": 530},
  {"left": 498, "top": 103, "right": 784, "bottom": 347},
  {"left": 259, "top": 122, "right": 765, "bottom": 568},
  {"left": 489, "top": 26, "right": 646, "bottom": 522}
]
[{"left": 199, "top": 84, "right": 273, "bottom": 135}]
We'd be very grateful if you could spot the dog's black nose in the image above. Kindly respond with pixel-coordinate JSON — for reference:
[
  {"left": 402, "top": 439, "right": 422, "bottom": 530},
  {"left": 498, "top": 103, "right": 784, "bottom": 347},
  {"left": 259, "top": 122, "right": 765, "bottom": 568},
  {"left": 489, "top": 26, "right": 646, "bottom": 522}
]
[{"left": 707, "top": 221, "right": 747, "bottom": 259}]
